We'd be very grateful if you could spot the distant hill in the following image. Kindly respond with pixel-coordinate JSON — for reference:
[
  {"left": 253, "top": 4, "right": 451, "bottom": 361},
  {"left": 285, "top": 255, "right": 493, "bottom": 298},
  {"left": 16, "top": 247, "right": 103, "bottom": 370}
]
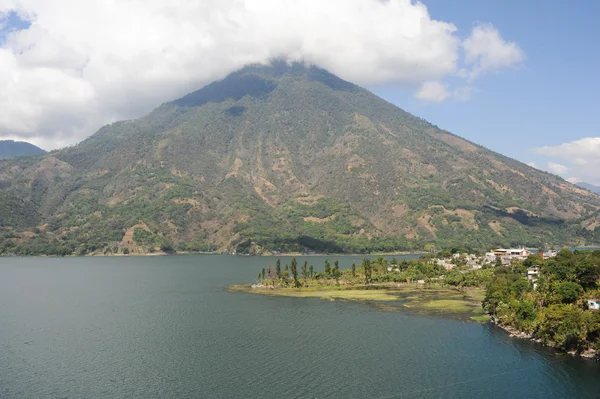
[
  {"left": 1, "top": 61, "right": 600, "bottom": 256},
  {"left": 0, "top": 140, "right": 45, "bottom": 160},
  {"left": 577, "top": 182, "right": 600, "bottom": 195}
]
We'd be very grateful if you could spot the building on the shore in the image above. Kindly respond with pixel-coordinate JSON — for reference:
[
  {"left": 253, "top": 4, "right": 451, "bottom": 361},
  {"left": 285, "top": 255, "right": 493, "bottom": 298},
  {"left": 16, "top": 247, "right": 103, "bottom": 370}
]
[
  {"left": 435, "top": 258, "right": 455, "bottom": 270},
  {"left": 485, "top": 248, "right": 531, "bottom": 266},
  {"left": 527, "top": 267, "right": 539, "bottom": 281},
  {"left": 527, "top": 267, "right": 539, "bottom": 290},
  {"left": 435, "top": 255, "right": 482, "bottom": 270},
  {"left": 493, "top": 248, "right": 530, "bottom": 257},
  {"left": 587, "top": 299, "right": 600, "bottom": 310},
  {"left": 542, "top": 250, "right": 558, "bottom": 259}
]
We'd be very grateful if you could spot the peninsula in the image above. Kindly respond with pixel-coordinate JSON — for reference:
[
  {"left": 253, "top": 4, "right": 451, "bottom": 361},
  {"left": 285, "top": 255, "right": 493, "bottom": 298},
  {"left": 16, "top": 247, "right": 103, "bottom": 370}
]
[
  {"left": 230, "top": 255, "right": 491, "bottom": 321},
  {"left": 232, "top": 249, "right": 600, "bottom": 359}
]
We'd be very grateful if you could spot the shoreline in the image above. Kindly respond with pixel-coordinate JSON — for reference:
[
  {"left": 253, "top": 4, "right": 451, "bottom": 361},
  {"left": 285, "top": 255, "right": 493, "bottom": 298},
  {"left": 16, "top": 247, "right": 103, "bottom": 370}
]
[
  {"left": 490, "top": 317, "right": 599, "bottom": 361},
  {"left": 229, "top": 281, "right": 598, "bottom": 362},
  {"left": 228, "top": 282, "right": 488, "bottom": 322},
  {"left": 0, "top": 251, "right": 425, "bottom": 258}
]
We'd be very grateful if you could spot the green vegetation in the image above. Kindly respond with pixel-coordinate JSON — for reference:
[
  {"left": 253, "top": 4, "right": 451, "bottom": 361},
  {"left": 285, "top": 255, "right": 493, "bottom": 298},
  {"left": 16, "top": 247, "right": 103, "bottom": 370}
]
[
  {"left": 420, "top": 299, "right": 474, "bottom": 312},
  {"left": 470, "top": 315, "right": 492, "bottom": 323},
  {"left": 254, "top": 256, "right": 492, "bottom": 289},
  {"left": 484, "top": 249, "right": 600, "bottom": 353},
  {"left": 242, "top": 250, "right": 600, "bottom": 356},
  {"left": 234, "top": 255, "right": 486, "bottom": 321},
  {"left": 133, "top": 228, "right": 154, "bottom": 246},
  {"left": 232, "top": 285, "right": 405, "bottom": 301},
  {"left": 1, "top": 61, "right": 600, "bottom": 256}
]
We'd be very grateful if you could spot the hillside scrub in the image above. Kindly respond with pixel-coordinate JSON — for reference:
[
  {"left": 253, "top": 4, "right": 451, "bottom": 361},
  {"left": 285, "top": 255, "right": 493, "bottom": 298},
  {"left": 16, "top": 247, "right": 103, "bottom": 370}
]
[{"left": 2, "top": 62, "right": 600, "bottom": 256}]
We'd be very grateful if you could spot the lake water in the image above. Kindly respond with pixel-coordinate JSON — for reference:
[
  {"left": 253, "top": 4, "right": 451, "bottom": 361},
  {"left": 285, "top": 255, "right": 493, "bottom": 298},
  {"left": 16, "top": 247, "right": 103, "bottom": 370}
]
[{"left": 1, "top": 255, "right": 599, "bottom": 398}]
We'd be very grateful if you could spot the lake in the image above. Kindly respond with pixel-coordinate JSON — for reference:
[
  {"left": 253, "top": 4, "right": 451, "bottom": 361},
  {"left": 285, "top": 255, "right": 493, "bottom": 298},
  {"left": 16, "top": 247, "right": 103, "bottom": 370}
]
[{"left": 1, "top": 255, "right": 599, "bottom": 398}]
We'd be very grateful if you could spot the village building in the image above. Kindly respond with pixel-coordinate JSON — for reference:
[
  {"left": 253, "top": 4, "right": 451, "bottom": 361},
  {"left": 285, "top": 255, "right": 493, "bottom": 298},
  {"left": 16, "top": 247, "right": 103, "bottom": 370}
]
[
  {"left": 527, "top": 267, "right": 539, "bottom": 281},
  {"left": 587, "top": 299, "right": 600, "bottom": 310},
  {"left": 485, "top": 248, "right": 531, "bottom": 266},
  {"left": 527, "top": 267, "right": 539, "bottom": 290}
]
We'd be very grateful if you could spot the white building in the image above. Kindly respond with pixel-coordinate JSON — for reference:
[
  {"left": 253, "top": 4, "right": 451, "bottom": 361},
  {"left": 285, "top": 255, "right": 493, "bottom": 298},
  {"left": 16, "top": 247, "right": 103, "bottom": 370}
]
[
  {"left": 486, "top": 248, "right": 531, "bottom": 266},
  {"left": 527, "top": 267, "right": 539, "bottom": 281},
  {"left": 587, "top": 299, "right": 600, "bottom": 310}
]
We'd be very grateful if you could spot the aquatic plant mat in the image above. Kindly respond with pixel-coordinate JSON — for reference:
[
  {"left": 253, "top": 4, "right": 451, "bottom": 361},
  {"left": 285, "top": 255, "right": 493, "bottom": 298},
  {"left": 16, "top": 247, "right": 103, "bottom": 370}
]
[{"left": 228, "top": 284, "right": 486, "bottom": 322}]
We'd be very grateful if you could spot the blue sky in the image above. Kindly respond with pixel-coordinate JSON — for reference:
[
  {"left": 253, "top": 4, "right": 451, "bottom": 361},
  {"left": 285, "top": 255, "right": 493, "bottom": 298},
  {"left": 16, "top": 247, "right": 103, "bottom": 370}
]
[
  {"left": 0, "top": 11, "right": 29, "bottom": 47},
  {"left": 1, "top": 0, "right": 599, "bottom": 183},
  {"left": 371, "top": 0, "right": 600, "bottom": 184}
]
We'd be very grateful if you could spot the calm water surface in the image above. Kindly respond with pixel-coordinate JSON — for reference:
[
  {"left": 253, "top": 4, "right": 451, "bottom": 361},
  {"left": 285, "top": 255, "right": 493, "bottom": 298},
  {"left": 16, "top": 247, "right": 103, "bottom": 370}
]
[{"left": 1, "top": 255, "right": 599, "bottom": 398}]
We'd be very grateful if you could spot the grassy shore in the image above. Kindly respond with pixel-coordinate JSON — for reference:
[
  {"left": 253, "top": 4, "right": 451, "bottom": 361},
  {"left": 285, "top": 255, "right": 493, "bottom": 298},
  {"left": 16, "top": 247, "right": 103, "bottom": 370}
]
[{"left": 228, "top": 283, "right": 486, "bottom": 321}]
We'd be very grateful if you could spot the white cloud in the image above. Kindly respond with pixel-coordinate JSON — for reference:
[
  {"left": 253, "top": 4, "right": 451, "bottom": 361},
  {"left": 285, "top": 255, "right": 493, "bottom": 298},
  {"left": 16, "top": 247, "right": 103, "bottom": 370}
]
[
  {"left": 537, "top": 137, "right": 600, "bottom": 165},
  {"left": 415, "top": 80, "right": 449, "bottom": 102},
  {"left": 526, "top": 161, "right": 537, "bottom": 168},
  {"left": 546, "top": 162, "right": 569, "bottom": 175},
  {"left": 0, "top": 1, "right": 524, "bottom": 149},
  {"left": 462, "top": 23, "right": 525, "bottom": 80},
  {"left": 535, "top": 138, "right": 600, "bottom": 183}
]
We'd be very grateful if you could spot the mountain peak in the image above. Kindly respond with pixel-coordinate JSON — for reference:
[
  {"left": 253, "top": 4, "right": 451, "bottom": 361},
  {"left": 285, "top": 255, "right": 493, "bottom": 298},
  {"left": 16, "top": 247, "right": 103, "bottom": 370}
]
[
  {"left": 173, "top": 61, "right": 356, "bottom": 108},
  {"left": 0, "top": 140, "right": 46, "bottom": 160},
  {"left": 1, "top": 65, "right": 600, "bottom": 255}
]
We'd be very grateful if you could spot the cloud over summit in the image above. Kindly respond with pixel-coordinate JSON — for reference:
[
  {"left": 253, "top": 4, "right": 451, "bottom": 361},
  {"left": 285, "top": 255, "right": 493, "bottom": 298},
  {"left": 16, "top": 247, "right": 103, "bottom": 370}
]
[{"left": 0, "top": 0, "right": 525, "bottom": 149}]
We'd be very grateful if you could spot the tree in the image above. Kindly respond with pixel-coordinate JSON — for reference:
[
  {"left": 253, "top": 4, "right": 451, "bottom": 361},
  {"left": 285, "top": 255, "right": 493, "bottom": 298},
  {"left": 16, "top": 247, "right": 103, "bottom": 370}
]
[
  {"left": 333, "top": 267, "right": 341, "bottom": 286},
  {"left": 544, "top": 258, "right": 572, "bottom": 281},
  {"left": 301, "top": 261, "right": 308, "bottom": 279},
  {"left": 276, "top": 259, "right": 282, "bottom": 279},
  {"left": 574, "top": 259, "right": 599, "bottom": 290},
  {"left": 281, "top": 270, "right": 290, "bottom": 286},
  {"left": 261, "top": 268, "right": 266, "bottom": 281},
  {"left": 524, "top": 254, "right": 543, "bottom": 268},
  {"left": 400, "top": 260, "right": 409, "bottom": 271},
  {"left": 334, "top": 260, "right": 340, "bottom": 275},
  {"left": 291, "top": 257, "right": 300, "bottom": 288},
  {"left": 309, "top": 264, "right": 314, "bottom": 278},
  {"left": 362, "top": 259, "right": 372, "bottom": 284},
  {"left": 160, "top": 240, "right": 175, "bottom": 253},
  {"left": 351, "top": 263, "right": 356, "bottom": 277},
  {"left": 510, "top": 278, "right": 531, "bottom": 297},
  {"left": 324, "top": 260, "right": 331, "bottom": 276},
  {"left": 516, "top": 300, "right": 537, "bottom": 322},
  {"left": 557, "top": 281, "right": 583, "bottom": 304},
  {"left": 258, "top": 272, "right": 262, "bottom": 282},
  {"left": 536, "top": 304, "right": 586, "bottom": 351},
  {"left": 495, "top": 256, "right": 503, "bottom": 268},
  {"left": 438, "top": 249, "right": 452, "bottom": 258}
]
